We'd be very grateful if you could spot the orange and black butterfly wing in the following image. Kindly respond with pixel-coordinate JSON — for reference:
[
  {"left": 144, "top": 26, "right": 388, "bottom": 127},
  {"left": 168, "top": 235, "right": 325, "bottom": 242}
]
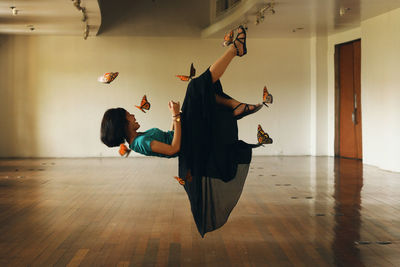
[
  {"left": 257, "top": 125, "right": 264, "bottom": 143},
  {"left": 222, "top": 30, "right": 234, "bottom": 46},
  {"left": 176, "top": 75, "right": 190, "bottom": 81},
  {"left": 176, "top": 63, "right": 196, "bottom": 81},
  {"left": 263, "top": 86, "right": 273, "bottom": 107},
  {"left": 135, "top": 95, "right": 151, "bottom": 113},
  {"left": 109, "top": 72, "right": 119, "bottom": 83},
  {"left": 189, "top": 63, "right": 196, "bottom": 79},
  {"left": 135, "top": 96, "right": 145, "bottom": 112},
  {"left": 119, "top": 144, "right": 131, "bottom": 157},
  {"left": 173, "top": 170, "right": 192, "bottom": 186},
  {"left": 174, "top": 176, "right": 185, "bottom": 185},
  {"left": 141, "top": 95, "right": 151, "bottom": 112},
  {"left": 134, "top": 105, "right": 145, "bottom": 113},
  {"left": 257, "top": 124, "right": 273, "bottom": 145}
]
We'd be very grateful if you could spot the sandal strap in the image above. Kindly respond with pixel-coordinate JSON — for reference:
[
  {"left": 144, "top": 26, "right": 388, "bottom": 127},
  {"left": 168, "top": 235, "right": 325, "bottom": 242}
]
[
  {"left": 233, "top": 102, "right": 243, "bottom": 111},
  {"left": 235, "top": 37, "right": 246, "bottom": 44},
  {"left": 237, "top": 26, "right": 247, "bottom": 41},
  {"left": 233, "top": 103, "right": 251, "bottom": 112},
  {"left": 234, "top": 104, "right": 262, "bottom": 120},
  {"left": 233, "top": 40, "right": 246, "bottom": 56},
  {"left": 234, "top": 26, "right": 247, "bottom": 56}
]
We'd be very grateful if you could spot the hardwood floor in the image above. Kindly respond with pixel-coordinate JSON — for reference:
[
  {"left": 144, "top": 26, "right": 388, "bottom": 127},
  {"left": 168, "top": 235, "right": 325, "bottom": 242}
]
[{"left": 0, "top": 156, "right": 399, "bottom": 266}]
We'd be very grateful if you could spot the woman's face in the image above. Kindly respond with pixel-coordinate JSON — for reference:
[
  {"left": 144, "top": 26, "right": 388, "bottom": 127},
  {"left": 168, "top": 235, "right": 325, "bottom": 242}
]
[{"left": 126, "top": 111, "right": 140, "bottom": 131}]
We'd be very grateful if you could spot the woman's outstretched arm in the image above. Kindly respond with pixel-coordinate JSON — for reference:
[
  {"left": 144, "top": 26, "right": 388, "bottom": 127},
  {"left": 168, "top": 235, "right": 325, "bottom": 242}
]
[{"left": 151, "top": 101, "right": 181, "bottom": 156}]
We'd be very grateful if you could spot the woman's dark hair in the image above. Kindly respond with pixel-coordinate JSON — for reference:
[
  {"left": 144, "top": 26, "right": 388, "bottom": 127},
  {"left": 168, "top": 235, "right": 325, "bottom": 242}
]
[{"left": 100, "top": 108, "right": 128, "bottom": 147}]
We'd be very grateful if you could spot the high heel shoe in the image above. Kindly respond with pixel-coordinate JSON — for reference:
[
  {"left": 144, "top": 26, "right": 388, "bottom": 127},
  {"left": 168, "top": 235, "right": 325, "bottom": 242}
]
[
  {"left": 234, "top": 25, "right": 247, "bottom": 57},
  {"left": 233, "top": 103, "right": 262, "bottom": 120}
]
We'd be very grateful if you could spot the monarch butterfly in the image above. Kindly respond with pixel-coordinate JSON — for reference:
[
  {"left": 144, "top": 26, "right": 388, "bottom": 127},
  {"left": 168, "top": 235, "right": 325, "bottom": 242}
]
[
  {"left": 176, "top": 63, "right": 196, "bottom": 81},
  {"left": 174, "top": 176, "right": 186, "bottom": 185},
  {"left": 135, "top": 95, "right": 151, "bottom": 113},
  {"left": 174, "top": 170, "right": 193, "bottom": 186},
  {"left": 222, "top": 30, "right": 234, "bottom": 47},
  {"left": 257, "top": 124, "right": 273, "bottom": 145},
  {"left": 119, "top": 143, "right": 131, "bottom": 157},
  {"left": 263, "top": 86, "right": 273, "bottom": 107},
  {"left": 98, "top": 72, "right": 119, "bottom": 84}
]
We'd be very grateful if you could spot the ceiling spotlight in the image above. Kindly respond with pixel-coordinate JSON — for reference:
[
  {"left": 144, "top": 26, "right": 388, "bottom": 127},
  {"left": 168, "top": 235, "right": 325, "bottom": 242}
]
[
  {"left": 72, "top": 0, "right": 89, "bottom": 40},
  {"left": 82, "top": 10, "right": 87, "bottom": 22},
  {"left": 292, "top": 27, "right": 304, "bottom": 33},
  {"left": 340, "top": 7, "right": 351, "bottom": 16},
  {"left": 83, "top": 24, "right": 89, "bottom": 40},
  {"left": 73, "top": 0, "right": 83, "bottom": 11},
  {"left": 10, "top": 6, "right": 18, "bottom": 16},
  {"left": 255, "top": 1, "right": 275, "bottom": 25}
]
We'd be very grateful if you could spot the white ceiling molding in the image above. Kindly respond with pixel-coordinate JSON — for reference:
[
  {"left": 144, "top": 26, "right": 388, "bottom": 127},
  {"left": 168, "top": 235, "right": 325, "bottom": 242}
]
[
  {"left": 202, "top": 0, "right": 400, "bottom": 38},
  {"left": 202, "top": 0, "right": 260, "bottom": 38},
  {"left": 0, "top": 0, "right": 101, "bottom": 36},
  {"left": 1, "top": 0, "right": 400, "bottom": 38}
]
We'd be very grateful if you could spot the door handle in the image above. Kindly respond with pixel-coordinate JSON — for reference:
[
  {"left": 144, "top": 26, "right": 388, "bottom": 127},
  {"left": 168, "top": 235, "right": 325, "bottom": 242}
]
[
  {"left": 352, "top": 93, "right": 358, "bottom": 125},
  {"left": 352, "top": 110, "right": 357, "bottom": 124}
]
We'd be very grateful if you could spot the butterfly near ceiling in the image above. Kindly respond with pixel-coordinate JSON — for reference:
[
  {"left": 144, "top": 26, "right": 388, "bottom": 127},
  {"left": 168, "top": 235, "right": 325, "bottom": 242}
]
[
  {"left": 135, "top": 95, "right": 151, "bottom": 113},
  {"left": 257, "top": 124, "right": 273, "bottom": 145},
  {"left": 262, "top": 85, "right": 273, "bottom": 107},
  {"left": 98, "top": 72, "right": 119, "bottom": 84},
  {"left": 176, "top": 63, "right": 196, "bottom": 81}
]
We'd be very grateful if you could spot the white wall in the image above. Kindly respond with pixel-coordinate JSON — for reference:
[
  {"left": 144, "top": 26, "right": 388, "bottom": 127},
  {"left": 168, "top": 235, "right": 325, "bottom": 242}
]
[
  {"left": 361, "top": 8, "right": 400, "bottom": 172},
  {"left": 0, "top": 35, "right": 312, "bottom": 157},
  {"left": 310, "top": 35, "right": 329, "bottom": 156},
  {"left": 2, "top": 7, "right": 399, "bottom": 173},
  {"left": 322, "top": 8, "right": 400, "bottom": 172}
]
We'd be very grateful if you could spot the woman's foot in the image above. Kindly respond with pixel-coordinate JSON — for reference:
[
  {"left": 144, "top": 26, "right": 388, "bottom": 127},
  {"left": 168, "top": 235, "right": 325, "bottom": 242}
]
[
  {"left": 233, "top": 26, "right": 247, "bottom": 57},
  {"left": 233, "top": 102, "right": 262, "bottom": 120}
]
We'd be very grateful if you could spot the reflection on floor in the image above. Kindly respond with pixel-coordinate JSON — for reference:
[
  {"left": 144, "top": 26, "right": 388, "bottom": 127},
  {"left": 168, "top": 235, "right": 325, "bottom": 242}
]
[{"left": 0, "top": 156, "right": 399, "bottom": 266}]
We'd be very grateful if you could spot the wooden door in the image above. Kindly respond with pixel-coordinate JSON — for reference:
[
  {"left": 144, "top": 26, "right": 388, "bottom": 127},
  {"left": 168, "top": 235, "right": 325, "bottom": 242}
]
[{"left": 335, "top": 40, "right": 362, "bottom": 159}]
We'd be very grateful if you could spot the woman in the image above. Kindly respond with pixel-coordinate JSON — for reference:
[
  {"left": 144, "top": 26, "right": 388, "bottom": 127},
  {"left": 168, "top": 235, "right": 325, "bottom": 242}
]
[{"left": 101, "top": 26, "right": 264, "bottom": 236}]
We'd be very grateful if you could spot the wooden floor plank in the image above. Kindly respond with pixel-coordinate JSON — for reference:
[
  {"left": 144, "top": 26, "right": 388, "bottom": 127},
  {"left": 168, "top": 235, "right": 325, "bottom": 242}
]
[
  {"left": 0, "top": 157, "right": 399, "bottom": 266},
  {"left": 66, "top": 248, "right": 89, "bottom": 267}
]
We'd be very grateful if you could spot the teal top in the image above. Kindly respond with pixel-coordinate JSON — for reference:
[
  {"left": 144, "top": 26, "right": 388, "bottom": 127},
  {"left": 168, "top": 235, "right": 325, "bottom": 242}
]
[{"left": 129, "top": 128, "right": 177, "bottom": 158}]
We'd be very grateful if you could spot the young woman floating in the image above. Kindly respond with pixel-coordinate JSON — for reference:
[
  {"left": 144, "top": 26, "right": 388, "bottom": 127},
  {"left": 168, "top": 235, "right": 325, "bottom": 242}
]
[{"left": 100, "top": 26, "right": 272, "bottom": 236}]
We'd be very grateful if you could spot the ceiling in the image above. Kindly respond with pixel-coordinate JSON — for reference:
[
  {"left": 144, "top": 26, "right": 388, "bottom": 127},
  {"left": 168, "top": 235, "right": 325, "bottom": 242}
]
[
  {"left": 1, "top": 0, "right": 400, "bottom": 38},
  {"left": 0, "top": 0, "right": 101, "bottom": 36},
  {"left": 97, "top": 0, "right": 210, "bottom": 37}
]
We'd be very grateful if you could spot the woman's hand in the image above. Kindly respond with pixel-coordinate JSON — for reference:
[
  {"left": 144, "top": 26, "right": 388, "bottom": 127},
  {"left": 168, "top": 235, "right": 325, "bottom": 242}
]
[
  {"left": 151, "top": 101, "right": 182, "bottom": 156},
  {"left": 168, "top": 101, "right": 181, "bottom": 117}
]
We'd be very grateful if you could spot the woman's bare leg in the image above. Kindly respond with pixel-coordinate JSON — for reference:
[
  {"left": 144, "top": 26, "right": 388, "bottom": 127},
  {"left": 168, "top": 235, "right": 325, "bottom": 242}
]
[
  {"left": 215, "top": 94, "right": 262, "bottom": 117},
  {"left": 211, "top": 27, "right": 261, "bottom": 117},
  {"left": 209, "top": 27, "right": 246, "bottom": 83},
  {"left": 215, "top": 94, "right": 240, "bottom": 109},
  {"left": 210, "top": 47, "right": 236, "bottom": 83}
]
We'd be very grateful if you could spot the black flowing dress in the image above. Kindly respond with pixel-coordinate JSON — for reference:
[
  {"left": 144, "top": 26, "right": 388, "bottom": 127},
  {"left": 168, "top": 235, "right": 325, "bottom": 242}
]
[{"left": 179, "top": 68, "right": 254, "bottom": 237}]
